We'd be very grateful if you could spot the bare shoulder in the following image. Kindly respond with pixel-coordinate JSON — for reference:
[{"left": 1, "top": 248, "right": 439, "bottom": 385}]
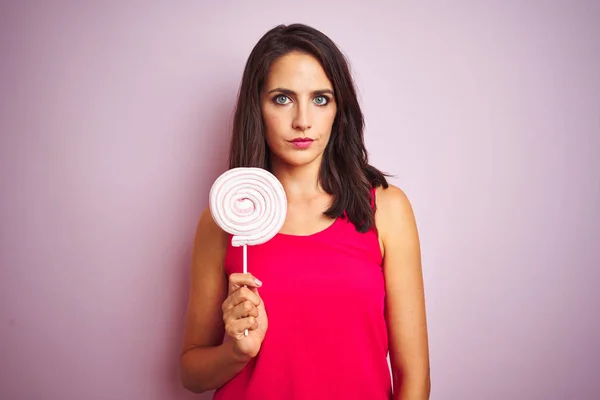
[
  {"left": 375, "top": 184, "right": 414, "bottom": 216},
  {"left": 188, "top": 206, "right": 229, "bottom": 298},
  {"left": 375, "top": 184, "right": 417, "bottom": 233},
  {"left": 374, "top": 184, "right": 419, "bottom": 258},
  {"left": 193, "top": 207, "right": 229, "bottom": 251}
]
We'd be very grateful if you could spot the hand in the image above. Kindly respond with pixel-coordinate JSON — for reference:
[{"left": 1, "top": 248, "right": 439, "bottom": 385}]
[{"left": 222, "top": 273, "right": 268, "bottom": 360}]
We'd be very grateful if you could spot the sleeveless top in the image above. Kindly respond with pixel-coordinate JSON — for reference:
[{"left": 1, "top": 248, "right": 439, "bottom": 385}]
[{"left": 213, "top": 188, "right": 392, "bottom": 400}]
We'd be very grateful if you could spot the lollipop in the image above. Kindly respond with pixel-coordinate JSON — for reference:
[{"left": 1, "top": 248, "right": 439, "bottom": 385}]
[{"left": 209, "top": 167, "right": 287, "bottom": 335}]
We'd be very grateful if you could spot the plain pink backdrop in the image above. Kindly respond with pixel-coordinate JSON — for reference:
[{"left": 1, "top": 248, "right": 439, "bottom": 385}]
[{"left": 1, "top": 1, "right": 598, "bottom": 399}]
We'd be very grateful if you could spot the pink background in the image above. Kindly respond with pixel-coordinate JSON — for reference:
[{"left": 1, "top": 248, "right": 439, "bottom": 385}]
[{"left": 1, "top": 1, "right": 599, "bottom": 399}]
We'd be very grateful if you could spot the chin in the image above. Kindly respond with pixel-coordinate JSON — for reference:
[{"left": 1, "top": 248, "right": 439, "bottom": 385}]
[{"left": 272, "top": 151, "right": 323, "bottom": 168}]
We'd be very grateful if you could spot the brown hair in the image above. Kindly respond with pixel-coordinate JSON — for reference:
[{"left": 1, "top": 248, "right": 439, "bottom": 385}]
[{"left": 228, "top": 23, "right": 389, "bottom": 233}]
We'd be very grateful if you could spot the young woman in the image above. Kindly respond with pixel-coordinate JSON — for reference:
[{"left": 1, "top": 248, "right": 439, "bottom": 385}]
[{"left": 180, "top": 23, "right": 430, "bottom": 400}]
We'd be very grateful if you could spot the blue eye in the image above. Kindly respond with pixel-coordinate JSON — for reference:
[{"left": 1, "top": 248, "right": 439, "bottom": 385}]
[
  {"left": 274, "top": 95, "right": 291, "bottom": 105},
  {"left": 313, "top": 96, "right": 328, "bottom": 106}
]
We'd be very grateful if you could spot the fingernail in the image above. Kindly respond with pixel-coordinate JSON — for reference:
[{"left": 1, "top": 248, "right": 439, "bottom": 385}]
[{"left": 255, "top": 279, "right": 262, "bottom": 286}]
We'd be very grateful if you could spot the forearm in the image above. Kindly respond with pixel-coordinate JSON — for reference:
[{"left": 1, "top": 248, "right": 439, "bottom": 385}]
[
  {"left": 180, "top": 340, "right": 250, "bottom": 393},
  {"left": 393, "top": 370, "right": 431, "bottom": 400}
]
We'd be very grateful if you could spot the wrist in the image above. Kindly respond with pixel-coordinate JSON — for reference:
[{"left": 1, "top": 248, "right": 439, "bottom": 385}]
[{"left": 225, "top": 340, "right": 253, "bottom": 364}]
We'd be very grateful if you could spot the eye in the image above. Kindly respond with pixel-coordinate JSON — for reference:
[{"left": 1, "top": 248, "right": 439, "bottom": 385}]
[
  {"left": 273, "top": 95, "right": 291, "bottom": 105},
  {"left": 313, "top": 96, "right": 329, "bottom": 106}
]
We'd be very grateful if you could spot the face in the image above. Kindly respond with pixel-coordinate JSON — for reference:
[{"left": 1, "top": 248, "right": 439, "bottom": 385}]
[{"left": 260, "top": 52, "right": 337, "bottom": 168}]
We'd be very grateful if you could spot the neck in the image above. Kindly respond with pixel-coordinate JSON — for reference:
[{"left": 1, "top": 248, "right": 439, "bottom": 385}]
[{"left": 270, "top": 156, "right": 323, "bottom": 199}]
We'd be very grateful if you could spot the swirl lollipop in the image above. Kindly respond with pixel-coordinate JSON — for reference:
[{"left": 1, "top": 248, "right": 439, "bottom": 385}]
[{"left": 209, "top": 167, "right": 287, "bottom": 335}]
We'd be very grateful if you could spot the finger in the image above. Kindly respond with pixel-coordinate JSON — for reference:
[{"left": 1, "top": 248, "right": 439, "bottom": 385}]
[
  {"left": 248, "top": 316, "right": 259, "bottom": 331},
  {"left": 230, "top": 300, "right": 259, "bottom": 320},
  {"left": 221, "top": 286, "right": 261, "bottom": 314},
  {"left": 223, "top": 304, "right": 258, "bottom": 329},
  {"left": 231, "top": 286, "right": 262, "bottom": 308},
  {"left": 228, "top": 273, "right": 262, "bottom": 293},
  {"left": 247, "top": 286, "right": 262, "bottom": 300},
  {"left": 227, "top": 316, "right": 257, "bottom": 338}
]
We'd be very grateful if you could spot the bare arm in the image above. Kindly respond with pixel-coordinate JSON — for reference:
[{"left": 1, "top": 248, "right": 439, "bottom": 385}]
[
  {"left": 376, "top": 185, "right": 431, "bottom": 399},
  {"left": 179, "top": 208, "right": 249, "bottom": 393}
]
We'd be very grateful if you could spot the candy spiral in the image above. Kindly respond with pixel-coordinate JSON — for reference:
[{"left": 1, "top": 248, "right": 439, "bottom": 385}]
[{"left": 209, "top": 167, "right": 287, "bottom": 247}]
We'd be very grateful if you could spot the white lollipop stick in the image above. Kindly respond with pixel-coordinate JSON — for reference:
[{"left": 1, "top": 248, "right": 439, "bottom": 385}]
[{"left": 209, "top": 167, "right": 287, "bottom": 336}]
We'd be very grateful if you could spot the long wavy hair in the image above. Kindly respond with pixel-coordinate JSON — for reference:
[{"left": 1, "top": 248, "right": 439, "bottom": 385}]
[{"left": 228, "top": 23, "right": 389, "bottom": 233}]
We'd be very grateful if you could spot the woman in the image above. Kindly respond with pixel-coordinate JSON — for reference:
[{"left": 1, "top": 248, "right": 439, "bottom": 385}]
[{"left": 180, "top": 23, "right": 430, "bottom": 400}]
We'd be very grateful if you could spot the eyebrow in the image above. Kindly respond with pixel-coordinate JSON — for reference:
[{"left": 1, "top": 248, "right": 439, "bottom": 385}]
[{"left": 266, "top": 88, "right": 335, "bottom": 97}]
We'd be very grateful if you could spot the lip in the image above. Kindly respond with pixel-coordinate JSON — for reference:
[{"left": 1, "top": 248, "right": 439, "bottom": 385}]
[
  {"left": 289, "top": 137, "right": 314, "bottom": 149},
  {"left": 290, "top": 137, "right": 314, "bottom": 142}
]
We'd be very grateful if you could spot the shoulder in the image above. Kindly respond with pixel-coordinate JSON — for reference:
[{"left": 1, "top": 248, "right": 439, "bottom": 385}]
[
  {"left": 196, "top": 207, "right": 223, "bottom": 235},
  {"left": 374, "top": 184, "right": 414, "bottom": 221},
  {"left": 193, "top": 207, "right": 229, "bottom": 254},
  {"left": 374, "top": 184, "right": 419, "bottom": 250}
]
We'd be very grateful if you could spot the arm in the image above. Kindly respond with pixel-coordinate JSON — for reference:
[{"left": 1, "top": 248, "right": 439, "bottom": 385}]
[
  {"left": 376, "top": 185, "right": 431, "bottom": 399},
  {"left": 179, "top": 208, "right": 249, "bottom": 393}
]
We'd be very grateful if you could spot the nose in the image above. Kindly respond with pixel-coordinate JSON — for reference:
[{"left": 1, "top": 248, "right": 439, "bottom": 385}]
[{"left": 292, "top": 103, "right": 312, "bottom": 131}]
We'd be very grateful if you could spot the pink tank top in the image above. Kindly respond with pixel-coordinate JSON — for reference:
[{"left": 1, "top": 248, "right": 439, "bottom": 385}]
[{"left": 213, "top": 189, "right": 392, "bottom": 400}]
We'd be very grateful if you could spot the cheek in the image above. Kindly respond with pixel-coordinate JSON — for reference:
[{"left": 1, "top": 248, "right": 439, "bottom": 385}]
[
  {"left": 318, "top": 107, "right": 337, "bottom": 132},
  {"left": 262, "top": 108, "right": 287, "bottom": 137}
]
